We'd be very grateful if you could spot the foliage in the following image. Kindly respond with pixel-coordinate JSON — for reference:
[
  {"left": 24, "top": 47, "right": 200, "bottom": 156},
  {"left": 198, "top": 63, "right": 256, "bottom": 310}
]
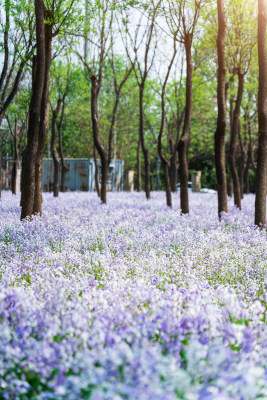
[{"left": 0, "top": 0, "right": 260, "bottom": 191}]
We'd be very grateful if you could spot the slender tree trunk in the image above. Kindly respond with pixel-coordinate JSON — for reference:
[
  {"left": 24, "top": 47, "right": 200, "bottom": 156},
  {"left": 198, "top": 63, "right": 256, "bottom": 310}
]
[
  {"left": 57, "top": 103, "right": 67, "bottom": 192},
  {"left": 158, "top": 120, "right": 172, "bottom": 207},
  {"left": 91, "top": 75, "right": 107, "bottom": 203},
  {"left": 94, "top": 146, "right": 100, "bottom": 197},
  {"left": 11, "top": 134, "right": 18, "bottom": 195},
  {"left": 20, "top": 58, "right": 36, "bottom": 207},
  {"left": 227, "top": 174, "right": 233, "bottom": 197},
  {"left": 51, "top": 99, "right": 61, "bottom": 197},
  {"left": 139, "top": 85, "right": 150, "bottom": 199},
  {"left": 163, "top": 163, "right": 172, "bottom": 206},
  {"left": 170, "top": 151, "right": 178, "bottom": 193},
  {"left": 137, "top": 136, "right": 142, "bottom": 191},
  {"left": 227, "top": 97, "right": 234, "bottom": 198},
  {"left": 157, "top": 41, "right": 177, "bottom": 207},
  {"left": 229, "top": 71, "right": 244, "bottom": 210},
  {"left": 101, "top": 156, "right": 108, "bottom": 203},
  {"left": 21, "top": 0, "right": 45, "bottom": 220},
  {"left": 244, "top": 137, "right": 254, "bottom": 194},
  {"left": 238, "top": 120, "right": 245, "bottom": 199},
  {"left": 108, "top": 94, "right": 119, "bottom": 164},
  {"left": 215, "top": 0, "right": 228, "bottom": 216},
  {"left": 169, "top": 153, "right": 176, "bottom": 192},
  {"left": 171, "top": 113, "right": 183, "bottom": 193},
  {"left": 255, "top": 0, "right": 267, "bottom": 227},
  {"left": 33, "top": 11, "right": 52, "bottom": 215},
  {"left": 244, "top": 145, "right": 251, "bottom": 194},
  {"left": 178, "top": 34, "right": 192, "bottom": 214}
]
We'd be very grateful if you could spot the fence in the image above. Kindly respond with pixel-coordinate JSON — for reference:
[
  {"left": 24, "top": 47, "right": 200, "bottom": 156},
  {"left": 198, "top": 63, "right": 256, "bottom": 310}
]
[{"left": 41, "top": 158, "right": 124, "bottom": 192}]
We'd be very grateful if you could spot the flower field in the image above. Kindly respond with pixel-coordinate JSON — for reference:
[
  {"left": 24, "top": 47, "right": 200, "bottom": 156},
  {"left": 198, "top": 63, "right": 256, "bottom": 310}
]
[{"left": 0, "top": 191, "right": 266, "bottom": 399}]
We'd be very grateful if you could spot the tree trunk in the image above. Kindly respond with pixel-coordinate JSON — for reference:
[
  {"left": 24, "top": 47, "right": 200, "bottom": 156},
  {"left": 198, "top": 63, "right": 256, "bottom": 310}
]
[
  {"left": 137, "top": 136, "right": 142, "bottom": 192},
  {"left": 94, "top": 146, "right": 100, "bottom": 197},
  {"left": 163, "top": 163, "right": 172, "bottom": 206},
  {"left": 51, "top": 99, "right": 61, "bottom": 197},
  {"left": 11, "top": 134, "right": 18, "bottom": 195},
  {"left": 158, "top": 117, "right": 172, "bottom": 207},
  {"left": 214, "top": 0, "right": 228, "bottom": 217},
  {"left": 57, "top": 102, "right": 67, "bottom": 192},
  {"left": 170, "top": 112, "right": 183, "bottom": 193},
  {"left": 170, "top": 151, "right": 178, "bottom": 193},
  {"left": 178, "top": 34, "right": 192, "bottom": 214},
  {"left": 255, "top": 0, "right": 267, "bottom": 227},
  {"left": 244, "top": 145, "right": 251, "bottom": 195},
  {"left": 101, "top": 156, "right": 108, "bottom": 203},
  {"left": 227, "top": 174, "right": 233, "bottom": 197},
  {"left": 91, "top": 75, "right": 108, "bottom": 203},
  {"left": 229, "top": 71, "right": 244, "bottom": 210},
  {"left": 33, "top": 10, "right": 52, "bottom": 215},
  {"left": 238, "top": 120, "right": 245, "bottom": 199},
  {"left": 139, "top": 85, "right": 150, "bottom": 199},
  {"left": 21, "top": 0, "right": 46, "bottom": 220},
  {"left": 157, "top": 42, "right": 177, "bottom": 207},
  {"left": 244, "top": 136, "right": 254, "bottom": 194}
]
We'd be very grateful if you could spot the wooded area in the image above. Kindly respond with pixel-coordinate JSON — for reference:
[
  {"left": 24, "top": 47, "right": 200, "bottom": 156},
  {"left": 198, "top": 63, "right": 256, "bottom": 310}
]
[{"left": 0, "top": 0, "right": 266, "bottom": 226}]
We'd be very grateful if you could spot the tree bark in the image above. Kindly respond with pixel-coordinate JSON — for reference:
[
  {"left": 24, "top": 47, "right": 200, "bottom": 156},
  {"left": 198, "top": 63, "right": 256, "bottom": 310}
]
[
  {"left": 139, "top": 85, "right": 150, "bottom": 199},
  {"left": 158, "top": 128, "right": 172, "bottom": 207},
  {"left": 94, "top": 146, "right": 100, "bottom": 197},
  {"left": 33, "top": 10, "right": 52, "bottom": 215},
  {"left": 51, "top": 99, "right": 61, "bottom": 197},
  {"left": 238, "top": 120, "right": 245, "bottom": 199},
  {"left": 178, "top": 34, "right": 192, "bottom": 214},
  {"left": 244, "top": 137, "right": 253, "bottom": 194},
  {"left": 21, "top": 0, "right": 46, "bottom": 220},
  {"left": 229, "top": 71, "right": 244, "bottom": 210},
  {"left": 214, "top": 0, "right": 228, "bottom": 217},
  {"left": 170, "top": 150, "right": 178, "bottom": 193},
  {"left": 255, "top": 0, "right": 267, "bottom": 227},
  {"left": 91, "top": 75, "right": 108, "bottom": 203},
  {"left": 6, "top": 114, "right": 19, "bottom": 195},
  {"left": 11, "top": 133, "right": 18, "bottom": 195},
  {"left": 227, "top": 97, "right": 234, "bottom": 198},
  {"left": 157, "top": 37, "right": 177, "bottom": 207},
  {"left": 137, "top": 136, "right": 142, "bottom": 192},
  {"left": 170, "top": 112, "right": 183, "bottom": 193},
  {"left": 57, "top": 100, "right": 67, "bottom": 192},
  {"left": 227, "top": 174, "right": 233, "bottom": 197}
]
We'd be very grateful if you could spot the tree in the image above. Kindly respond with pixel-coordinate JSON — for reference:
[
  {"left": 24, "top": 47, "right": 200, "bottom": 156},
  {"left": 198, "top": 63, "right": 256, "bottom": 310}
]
[
  {"left": 0, "top": 0, "right": 34, "bottom": 126},
  {"left": 165, "top": 0, "right": 206, "bottom": 214},
  {"left": 164, "top": 58, "right": 185, "bottom": 193},
  {"left": 214, "top": 0, "right": 228, "bottom": 217},
  {"left": 5, "top": 114, "right": 27, "bottom": 194},
  {"left": 21, "top": 0, "right": 80, "bottom": 219},
  {"left": 255, "top": 0, "right": 267, "bottom": 227},
  {"left": 157, "top": 30, "right": 179, "bottom": 207},
  {"left": 226, "top": 0, "right": 256, "bottom": 210},
  {"left": 122, "top": 1, "right": 161, "bottom": 200},
  {"left": 50, "top": 61, "right": 70, "bottom": 195},
  {"left": 20, "top": 0, "right": 46, "bottom": 219},
  {"left": 80, "top": 0, "right": 132, "bottom": 203}
]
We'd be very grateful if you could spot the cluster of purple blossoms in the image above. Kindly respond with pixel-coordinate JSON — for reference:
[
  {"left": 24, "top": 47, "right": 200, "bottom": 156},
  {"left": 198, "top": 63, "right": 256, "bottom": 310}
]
[{"left": 0, "top": 191, "right": 266, "bottom": 399}]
